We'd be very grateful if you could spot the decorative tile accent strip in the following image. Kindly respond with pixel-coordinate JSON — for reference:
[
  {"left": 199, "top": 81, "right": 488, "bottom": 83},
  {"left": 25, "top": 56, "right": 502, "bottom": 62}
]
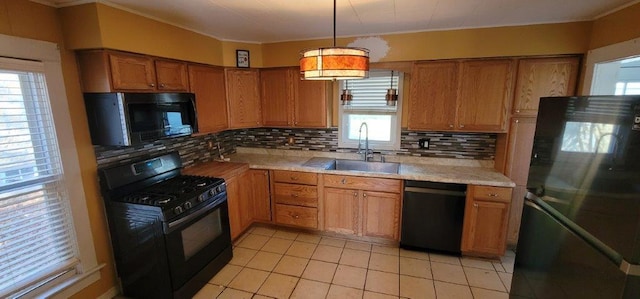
[
  {"left": 94, "top": 130, "right": 236, "bottom": 169},
  {"left": 94, "top": 128, "right": 496, "bottom": 168}
]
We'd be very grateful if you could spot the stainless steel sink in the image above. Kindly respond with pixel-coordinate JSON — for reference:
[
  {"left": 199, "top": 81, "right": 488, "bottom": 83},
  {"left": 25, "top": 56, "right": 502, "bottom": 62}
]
[{"left": 325, "top": 159, "right": 400, "bottom": 174}]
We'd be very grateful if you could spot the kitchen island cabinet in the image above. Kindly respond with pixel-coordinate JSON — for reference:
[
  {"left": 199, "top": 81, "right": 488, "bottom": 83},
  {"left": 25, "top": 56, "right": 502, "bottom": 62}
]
[
  {"left": 261, "top": 67, "right": 328, "bottom": 128},
  {"left": 76, "top": 50, "right": 189, "bottom": 92},
  {"left": 188, "top": 64, "right": 228, "bottom": 133},
  {"left": 226, "top": 68, "right": 262, "bottom": 129}
]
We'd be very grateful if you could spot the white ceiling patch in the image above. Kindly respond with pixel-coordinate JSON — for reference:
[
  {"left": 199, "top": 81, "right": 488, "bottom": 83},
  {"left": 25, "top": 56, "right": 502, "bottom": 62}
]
[{"left": 348, "top": 36, "right": 389, "bottom": 62}]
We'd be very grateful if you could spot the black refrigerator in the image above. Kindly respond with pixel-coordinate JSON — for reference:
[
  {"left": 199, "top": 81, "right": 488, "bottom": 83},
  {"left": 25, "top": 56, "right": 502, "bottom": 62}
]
[{"left": 510, "top": 96, "right": 640, "bottom": 298}]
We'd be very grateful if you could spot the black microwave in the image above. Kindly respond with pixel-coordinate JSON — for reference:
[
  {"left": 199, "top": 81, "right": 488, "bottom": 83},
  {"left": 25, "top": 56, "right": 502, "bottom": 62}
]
[{"left": 84, "top": 92, "right": 198, "bottom": 146}]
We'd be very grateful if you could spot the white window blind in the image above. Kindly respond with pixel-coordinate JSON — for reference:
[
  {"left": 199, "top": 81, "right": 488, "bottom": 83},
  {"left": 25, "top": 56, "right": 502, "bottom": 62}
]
[
  {"left": 343, "top": 70, "right": 399, "bottom": 111},
  {"left": 0, "top": 59, "right": 79, "bottom": 298}
]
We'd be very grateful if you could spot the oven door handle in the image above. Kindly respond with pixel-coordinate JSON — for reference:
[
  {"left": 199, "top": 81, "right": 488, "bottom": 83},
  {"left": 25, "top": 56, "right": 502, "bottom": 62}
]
[{"left": 165, "top": 196, "right": 225, "bottom": 234}]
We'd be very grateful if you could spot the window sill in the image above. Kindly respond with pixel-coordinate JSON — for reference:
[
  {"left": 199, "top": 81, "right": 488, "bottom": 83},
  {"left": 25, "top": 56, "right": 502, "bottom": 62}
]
[{"left": 41, "top": 263, "right": 105, "bottom": 299}]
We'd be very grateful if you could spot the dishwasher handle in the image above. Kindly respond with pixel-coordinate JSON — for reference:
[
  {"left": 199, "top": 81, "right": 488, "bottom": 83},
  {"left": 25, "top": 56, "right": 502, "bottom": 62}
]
[{"left": 404, "top": 186, "right": 466, "bottom": 197}]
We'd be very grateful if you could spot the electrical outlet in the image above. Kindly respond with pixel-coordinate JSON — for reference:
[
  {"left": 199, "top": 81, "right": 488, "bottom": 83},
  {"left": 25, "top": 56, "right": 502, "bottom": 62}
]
[{"left": 418, "top": 138, "right": 430, "bottom": 149}]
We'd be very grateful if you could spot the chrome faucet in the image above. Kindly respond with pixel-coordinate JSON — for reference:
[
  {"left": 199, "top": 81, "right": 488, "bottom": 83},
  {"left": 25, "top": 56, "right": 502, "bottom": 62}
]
[{"left": 357, "top": 122, "right": 373, "bottom": 161}]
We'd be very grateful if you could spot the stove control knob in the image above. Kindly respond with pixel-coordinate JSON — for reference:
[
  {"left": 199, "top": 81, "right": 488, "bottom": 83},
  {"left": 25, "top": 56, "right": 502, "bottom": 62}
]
[
  {"left": 216, "top": 186, "right": 223, "bottom": 193},
  {"left": 198, "top": 194, "right": 206, "bottom": 202},
  {"left": 174, "top": 206, "right": 183, "bottom": 215},
  {"left": 209, "top": 189, "right": 216, "bottom": 196},
  {"left": 184, "top": 201, "right": 192, "bottom": 209}
]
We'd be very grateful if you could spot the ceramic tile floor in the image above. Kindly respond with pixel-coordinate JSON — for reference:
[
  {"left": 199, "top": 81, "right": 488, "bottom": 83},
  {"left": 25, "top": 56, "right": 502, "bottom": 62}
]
[{"left": 193, "top": 226, "right": 515, "bottom": 299}]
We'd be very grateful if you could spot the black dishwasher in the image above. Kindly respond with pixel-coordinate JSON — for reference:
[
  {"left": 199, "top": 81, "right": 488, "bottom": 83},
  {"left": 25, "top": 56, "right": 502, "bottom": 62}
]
[{"left": 400, "top": 181, "right": 467, "bottom": 254}]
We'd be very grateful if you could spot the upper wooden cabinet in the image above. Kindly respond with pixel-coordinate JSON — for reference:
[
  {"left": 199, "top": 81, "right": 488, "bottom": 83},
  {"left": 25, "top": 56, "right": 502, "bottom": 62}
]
[
  {"left": 225, "top": 68, "right": 262, "bottom": 129},
  {"left": 188, "top": 64, "right": 228, "bottom": 133},
  {"left": 76, "top": 50, "right": 189, "bottom": 92},
  {"left": 261, "top": 67, "right": 328, "bottom": 128},
  {"left": 457, "top": 59, "right": 514, "bottom": 132},
  {"left": 408, "top": 59, "right": 515, "bottom": 132},
  {"left": 408, "top": 61, "right": 458, "bottom": 131},
  {"left": 512, "top": 56, "right": 580, "bottom": 116}
]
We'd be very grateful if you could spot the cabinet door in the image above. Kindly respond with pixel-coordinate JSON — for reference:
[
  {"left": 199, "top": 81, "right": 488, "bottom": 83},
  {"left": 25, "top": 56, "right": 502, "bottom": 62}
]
[
  {"left": 505, "top": 117, "right": 537, "bottom": 186},
  {"left": 249, "top": 169, "right": 271, "bottom": 222},
  {"left": 362, "top": 191, "right": 400, "bottom": 240},
  {"left": 226, "top": 69, "right": 262, "bottom": 128},
  {"left": 408, "top": 61, "right": 458, "bottom": 131},
  {"left": 109, "top": 52, "right": 156, "bottom": 91},
  {"left": 513, "top": 57, "right": 580, "bottom": 116},
  {"left": 457, "top": 59, "right": 514, "bottom": 132},
  {"left": 261, "top": 68, "right": 293, "bottom": 126},
  {"left": 294, "top": 79, "right": 328, "bottom": 128},
  {"left": 225, "top": 175, "right": 243, "bottom": 240},
  {"left": 462, "top": 199, "right": 510, "bottom": 256},
  {"left": 155, "top": 60, "right": 189, "bottom": 91},
  {"left": 323, "top": 187, "right": 359, "bottom": 235},
  {"left": 188, "top": 65, "right": 228, "bottom": 133}
]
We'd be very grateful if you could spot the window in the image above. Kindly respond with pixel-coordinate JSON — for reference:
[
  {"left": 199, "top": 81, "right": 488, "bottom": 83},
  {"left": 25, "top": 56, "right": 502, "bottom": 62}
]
[
  {"left": 0, "top": 34, "right": 99, "bottom": 298},
  {"left": 338, "top": 70, "right": 403, "bottom": 150},
  {"left": 615, "top": 82, "right": 640, "bottom": 95}
]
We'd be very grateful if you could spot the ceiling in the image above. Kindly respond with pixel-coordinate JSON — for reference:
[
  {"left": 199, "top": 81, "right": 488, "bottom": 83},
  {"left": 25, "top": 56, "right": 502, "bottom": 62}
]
[{"left": 34, "top": 0, "right": 638, "bottom": 43}]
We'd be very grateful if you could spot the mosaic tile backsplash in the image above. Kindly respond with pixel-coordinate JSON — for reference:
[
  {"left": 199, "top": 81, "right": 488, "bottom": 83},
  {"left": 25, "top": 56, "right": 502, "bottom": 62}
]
[{"left": 94, "top": 128, "right": 496, "bottom": 168}]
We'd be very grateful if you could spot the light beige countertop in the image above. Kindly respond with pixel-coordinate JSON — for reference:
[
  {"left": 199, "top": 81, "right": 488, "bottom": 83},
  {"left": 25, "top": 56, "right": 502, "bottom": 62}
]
[{"left": 211, "top": 147, "right": 515, "bottom": 188}]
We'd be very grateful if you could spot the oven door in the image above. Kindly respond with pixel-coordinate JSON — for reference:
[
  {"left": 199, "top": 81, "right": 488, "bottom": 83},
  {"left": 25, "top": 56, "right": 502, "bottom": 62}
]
[{"left": 163, "top": 196, "right": 231, "bottom": 290}]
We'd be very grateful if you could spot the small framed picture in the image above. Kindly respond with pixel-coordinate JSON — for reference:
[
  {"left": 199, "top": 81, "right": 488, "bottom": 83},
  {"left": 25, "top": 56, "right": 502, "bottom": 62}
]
[{"left": 236, "top": 50, "right": 250, "bottom": 68}]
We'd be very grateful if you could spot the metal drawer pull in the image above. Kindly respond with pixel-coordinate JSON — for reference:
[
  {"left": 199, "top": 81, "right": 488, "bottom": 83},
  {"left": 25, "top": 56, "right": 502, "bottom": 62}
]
[
  {"left": 474, "top": 203, "right": 478, "bottom": 208},
  {"left": 353, "top": 192, "right": 358, "bottom": 197},
  {"left": 341, "top": 178, "right": 347, "bottom": 184},
  {"left": 363, "top": 193, "right": 367, "bottom": 197},
  {"left": 293, "top": 214, "right": 300, "bottom": 219},
  {"left": 488, "top": 193, "right": 498, "bottom": 197},
  {"left": 290, "top": 176, "right": 298, "bottom": 181},
  {"left": 291, "top": 193, "right": 299, "bottom": 198}
]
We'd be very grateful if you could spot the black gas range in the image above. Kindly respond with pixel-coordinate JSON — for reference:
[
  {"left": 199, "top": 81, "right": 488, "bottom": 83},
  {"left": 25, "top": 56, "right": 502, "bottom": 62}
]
[{"left": 99, "top": 152, "right": 232, "bottom": 299}]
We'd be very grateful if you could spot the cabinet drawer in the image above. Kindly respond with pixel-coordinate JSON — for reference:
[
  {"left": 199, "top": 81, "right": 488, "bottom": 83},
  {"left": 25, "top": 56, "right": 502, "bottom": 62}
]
[
  {"left": 275, "top": 204, "right": 318, "bottom": 229},
  {"left": 472, "top": 185, "right": 512, "bottom": 202},
  {"left": 272, "top": 170, "right": 318, "bottom": 185},
  {"left": 323, "top": 174, "right": 402, "bottom": 193},
  {"left": 274, "top": 183, "right": 318, "bottom": 207}
]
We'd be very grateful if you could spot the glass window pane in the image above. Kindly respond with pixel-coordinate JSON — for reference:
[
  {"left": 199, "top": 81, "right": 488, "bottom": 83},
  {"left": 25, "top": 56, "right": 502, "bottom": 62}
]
[
  {"left": 560, "top": 121, "right": 617, "bottom": 153},
  {"left": 346, "top": 114, "right": 392, "bottom": 141}
]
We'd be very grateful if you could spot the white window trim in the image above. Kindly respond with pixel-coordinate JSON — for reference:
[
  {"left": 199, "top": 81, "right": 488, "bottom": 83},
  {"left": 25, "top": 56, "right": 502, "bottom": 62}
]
[
  {"left": 337, "top": 71, "right": 404, "bottom": 151},
  {"left": 0, "top": 34, "right": 102, "bottom": 298},
  {"left": 583, "top": 37, "right": 640, "bottom": 95}
]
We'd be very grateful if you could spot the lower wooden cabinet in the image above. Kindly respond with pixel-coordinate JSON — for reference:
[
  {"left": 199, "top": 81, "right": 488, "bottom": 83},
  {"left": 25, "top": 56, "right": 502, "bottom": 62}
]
[
  {"left": 226, "top": 171, "right": 252, "bottom": 240},
  {"left": 271, "top": 170, "right": 319, "bottom": 229},
  {"left": 461, "top": 185, "right": 512, "bottom": 257},
  {"left": 321, "top": 174, "right": 402, "bottom": 241},
  {"left": 249, "top": 169, "right": 271, "bottom": 222}
]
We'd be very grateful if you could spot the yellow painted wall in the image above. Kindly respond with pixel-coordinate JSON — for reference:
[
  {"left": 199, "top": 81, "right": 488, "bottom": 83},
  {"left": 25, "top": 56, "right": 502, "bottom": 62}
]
[
  {"left": 221, "top": 41, "right": 264, "bottom": 67},
  {"left": 589, "top": 2, "right": 640, "bottom": 49},
  {"left": 0, "top": 0, "right": 117, "bottom": 298},
  {"left": 263, "top": 22, "right": 593, "bottom": 67}
]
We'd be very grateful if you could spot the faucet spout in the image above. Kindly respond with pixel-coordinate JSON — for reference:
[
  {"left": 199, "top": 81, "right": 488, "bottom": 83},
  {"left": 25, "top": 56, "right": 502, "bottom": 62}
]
[{"left": 357, "top": 122, "right": 371, "bottom": 161}]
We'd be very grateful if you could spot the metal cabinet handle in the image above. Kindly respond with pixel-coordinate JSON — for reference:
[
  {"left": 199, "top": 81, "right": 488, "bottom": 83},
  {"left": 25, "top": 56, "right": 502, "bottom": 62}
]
[
  {"left": 515, "top": 119, "right": 519, "bottom": 123},
  {"left": 149, "top": 83, "right": 155, "bottom": 87},
  {"left": 353, "top": 192, "right": 358, "bottom": 197},
  {"left": 341, "top": 178, "right": 347, "bottom": 184},
  {"left": 293, "top": 214, "right": 300, "bottom": 219},
  {"left": 515, "top": 109, "right": 520, "bottom": 113},
  {"left": 291, "top": 193, "right": 299, "bottom": 198},
  {"left": 449, "top": 124, "right": 454, "bottom": 128},
  {"left": 459, "top": 124, "right": 465, "bottom": 128},
  {"left": 474, "top": 203, "right": 478, "bottom": 208},
  {"left": 160, "top": 83, "right": 166, "bottom": 88},
  {"left": 290, "top": 176, "right": 298, "bottom": 181},
  {"left": 363, "top": 193, "right": 367, "bottom": 197},
  {"left": 489, "top": 193, "right": 498, "bottom": 197}
]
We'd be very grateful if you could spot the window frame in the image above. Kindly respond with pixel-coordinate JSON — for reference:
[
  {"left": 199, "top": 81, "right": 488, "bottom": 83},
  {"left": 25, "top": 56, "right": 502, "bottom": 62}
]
[
  {"left": 337, "top": 71, "right": 404, "bottom": 151},
  {"left": 0, "top": 34, "right": 101, "bottom": 298}
]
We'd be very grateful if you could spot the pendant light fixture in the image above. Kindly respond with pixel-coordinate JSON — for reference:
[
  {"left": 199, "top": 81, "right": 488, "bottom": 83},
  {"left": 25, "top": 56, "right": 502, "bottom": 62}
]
[
  {"left": 341, "top": 80, "right": 353, "bottom": 105},
  {"left": 300, "top": 0, "right": 370, "bottom": 80},
  {"left": 386, "top": 70, "right": 398, "bottom": 106}
]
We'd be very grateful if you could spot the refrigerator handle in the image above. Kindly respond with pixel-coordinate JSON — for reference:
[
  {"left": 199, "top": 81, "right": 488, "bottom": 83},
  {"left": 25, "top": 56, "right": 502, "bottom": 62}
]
[{"left": 620, "top": 260, "right": 640, "bottom": 276}]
